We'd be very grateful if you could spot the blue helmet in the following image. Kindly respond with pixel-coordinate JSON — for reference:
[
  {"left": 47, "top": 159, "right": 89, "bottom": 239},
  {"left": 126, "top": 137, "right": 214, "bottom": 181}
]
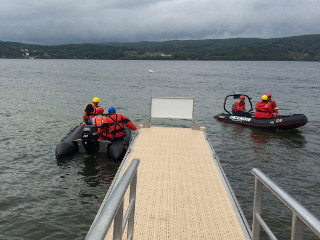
[{"left": 108, "top": 107, "right": 116, "bottom": 114}]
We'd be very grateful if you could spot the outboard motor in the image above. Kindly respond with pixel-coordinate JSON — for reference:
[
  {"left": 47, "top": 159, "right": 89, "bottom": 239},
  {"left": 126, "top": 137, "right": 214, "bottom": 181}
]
[{"left": 82, "top": 125, "right": 99, "bottom": 155}]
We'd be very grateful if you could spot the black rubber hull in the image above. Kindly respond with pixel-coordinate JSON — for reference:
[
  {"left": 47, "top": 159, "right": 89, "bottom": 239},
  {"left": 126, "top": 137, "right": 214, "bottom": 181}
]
[
  {"left": 214, "top": 114, "right": 308, "bottom": 130},
  {"left": 55, "top": 125, "right": 84, "bottom": 158},
  {"left": 55, "top": 125, "right": 132, "bottom": 161},
  {"left": 107, "top": 129, "right": 132, "bottom": 162}
]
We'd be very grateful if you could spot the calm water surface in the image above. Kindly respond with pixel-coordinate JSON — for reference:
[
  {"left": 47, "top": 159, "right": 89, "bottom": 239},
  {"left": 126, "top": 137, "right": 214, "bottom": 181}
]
[{"left": 0, "top": 59, "right": 319, "bottom": 239}]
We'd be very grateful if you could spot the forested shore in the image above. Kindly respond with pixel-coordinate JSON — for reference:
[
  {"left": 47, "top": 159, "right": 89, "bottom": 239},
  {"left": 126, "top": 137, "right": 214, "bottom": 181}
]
[{"left": 1, "top": 34, "right": 319, "bottom": 61}]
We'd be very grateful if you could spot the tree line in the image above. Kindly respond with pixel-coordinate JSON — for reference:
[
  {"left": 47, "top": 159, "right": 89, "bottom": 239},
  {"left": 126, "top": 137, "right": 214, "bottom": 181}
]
[{"left": 1, "top": 34, "right": 320, "bottom": 61}]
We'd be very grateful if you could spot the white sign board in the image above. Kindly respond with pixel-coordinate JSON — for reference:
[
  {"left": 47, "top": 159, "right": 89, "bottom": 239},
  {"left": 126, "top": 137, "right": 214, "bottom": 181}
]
[{"left": 151, "top": 97, "right": 194, "bottom": 120}]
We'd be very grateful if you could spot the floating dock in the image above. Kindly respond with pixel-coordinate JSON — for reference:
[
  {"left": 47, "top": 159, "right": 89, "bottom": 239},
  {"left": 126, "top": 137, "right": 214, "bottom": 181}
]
[
  {"left": 87, "top": 98, "right": 251, "bottom": 239},
  {"left": 121, "top": 126, "right": 250, "bottom": 239}
]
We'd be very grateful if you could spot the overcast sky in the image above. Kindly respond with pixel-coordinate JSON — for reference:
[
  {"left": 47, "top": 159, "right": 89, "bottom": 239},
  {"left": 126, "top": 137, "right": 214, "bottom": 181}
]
[{"left": 0, "top": 0, "right": 319, "bottom": 45}]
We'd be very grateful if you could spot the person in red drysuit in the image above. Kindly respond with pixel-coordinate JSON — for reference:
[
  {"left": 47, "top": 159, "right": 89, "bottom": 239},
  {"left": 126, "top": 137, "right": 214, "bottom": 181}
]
[
  {"left": 234, "top": 95, "right": 246, "bottom": 112},
  {"left": 266, "top": 93, "right": 278, "bottom": 116},
  {"left": 100, "top": 107, "right": 137, "bottom": 141},
  {"left": 233, "top": 95, "right": 252, "bottom": 117},
  {"left": 254, "top": 95, "right": 276, "bottom": 119}
]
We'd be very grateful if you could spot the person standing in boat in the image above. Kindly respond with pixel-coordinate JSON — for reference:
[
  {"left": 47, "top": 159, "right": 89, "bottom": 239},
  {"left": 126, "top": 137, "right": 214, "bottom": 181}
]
[
  {"left": 266, "top": 93, "right": 279, "bottom": 116},
  {"left": 81, "top": 97, "right": 100, "bottom": 125},
  {"left": 254, "top": 95, "right": 276, "bottom": 119},
  {"left": 233, "top": 95, "right": 251, "bottom": 117},
  {"left": 100, "top": 107, "right": 137, "bottom": 141},
  {"left": 87, "top": 107, "right": 105, "bottom": 140}
]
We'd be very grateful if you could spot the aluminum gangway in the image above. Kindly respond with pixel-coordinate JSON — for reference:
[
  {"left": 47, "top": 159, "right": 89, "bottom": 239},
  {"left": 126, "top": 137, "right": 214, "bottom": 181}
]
[{"left": 86, "top": 97, "right": 251, "bottom": 239}]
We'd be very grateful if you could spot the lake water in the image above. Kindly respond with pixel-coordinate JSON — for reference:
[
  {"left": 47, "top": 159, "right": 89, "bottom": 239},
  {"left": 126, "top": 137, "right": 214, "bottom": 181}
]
[{"left": 0, "top": 59, "right": 319, "bottom": 239}]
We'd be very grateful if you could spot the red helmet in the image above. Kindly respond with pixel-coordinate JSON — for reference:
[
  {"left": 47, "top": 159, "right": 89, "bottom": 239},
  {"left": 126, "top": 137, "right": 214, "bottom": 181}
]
[
  {"left": 96, "top": 107, "right": 104, "bottom": 114},
  {"left": 266, "top": 93, "right": 272, "bottom": 98},
  {"left": 240, "top": 95, "right": 245, "bottom": 99}
]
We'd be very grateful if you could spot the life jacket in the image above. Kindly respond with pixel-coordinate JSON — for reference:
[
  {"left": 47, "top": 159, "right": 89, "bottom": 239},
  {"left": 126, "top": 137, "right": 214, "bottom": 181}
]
[
  {"left": 86, "top": 104, "right": 97, "bottom": 119},
  {"left": 93, "top": 116, "right": 105, "bottom": 131},
  {"left": 104, "top": 114, "right": 126, "bottom": 140},
  {"left": 93, "top": 116, "right": 105, "bottom": 140}
]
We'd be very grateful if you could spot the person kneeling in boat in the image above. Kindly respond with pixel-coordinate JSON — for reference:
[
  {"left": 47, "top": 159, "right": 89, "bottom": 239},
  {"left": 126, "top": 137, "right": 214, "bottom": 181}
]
[
  {"left": 81, "top": 97, "right": 100, "bottom": 125},
  {"left": 266, "top": 93, "right": 279, "bottom": 116},
  {"left": 233, "top": 95, "right": 251, "bottom": 117},
  {"left": 87, "top": 107, "right": 105, "bottom": 140},
  {"left": 254, "top": 95, "right": 276, "bottom": 119},
  {"left": 100, "top": 107, "right": 137, "bottom": 142}
]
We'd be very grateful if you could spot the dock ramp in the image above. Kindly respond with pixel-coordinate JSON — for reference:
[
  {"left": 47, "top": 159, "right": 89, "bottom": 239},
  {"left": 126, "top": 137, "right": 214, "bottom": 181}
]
[{"left": 87, "top": 97, "right": 251, "bottom": 239}]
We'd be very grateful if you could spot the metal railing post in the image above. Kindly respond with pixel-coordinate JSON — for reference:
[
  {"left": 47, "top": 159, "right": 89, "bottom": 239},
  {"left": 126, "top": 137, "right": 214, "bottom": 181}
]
[
  {"left": 127, "top": 172, "right": 137, "bottom": 239},
  {"left": 252, "top": 176, "right": 263, "bottom": 240},
  {"left": 85, "top": 158, "right": 140, "bottom": 240},
  {"left": 251, "top": 168, "right": 320, "bottom": 240},
  {"left": 113, "top": 201, "right": 124, "bottom": 240},
  {"left": 291, "top": 213, "right": 304, "bottom": 240}
]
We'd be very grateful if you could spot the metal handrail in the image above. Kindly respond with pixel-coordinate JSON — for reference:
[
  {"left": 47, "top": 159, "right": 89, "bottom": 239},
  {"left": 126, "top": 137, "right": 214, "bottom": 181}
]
[
  {"left": 86, "top": 158, "right": 140, "bottom": 240},
  {"left": 251, "top": 168, "right": 320, "bottom": 240}
]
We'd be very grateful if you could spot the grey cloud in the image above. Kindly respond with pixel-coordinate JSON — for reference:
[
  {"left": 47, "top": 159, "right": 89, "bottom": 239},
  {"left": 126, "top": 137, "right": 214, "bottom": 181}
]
[{"left": 0, "top": 0, "right": 319, "bottom": 44}]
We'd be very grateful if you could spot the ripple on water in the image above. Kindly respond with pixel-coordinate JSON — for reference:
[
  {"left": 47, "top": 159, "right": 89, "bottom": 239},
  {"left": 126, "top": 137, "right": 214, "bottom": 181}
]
[{"left": 0, "top": 60, "right": 319, "bottom": 240}]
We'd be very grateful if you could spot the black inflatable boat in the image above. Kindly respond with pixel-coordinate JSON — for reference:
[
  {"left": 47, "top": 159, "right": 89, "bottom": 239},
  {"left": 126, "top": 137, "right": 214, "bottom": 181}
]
[
  {"left": 214, "top": 94, "right": 308, "bottom": 130},
  {"left": 55, "top": 125, "right": 131, "bottom": 162}
]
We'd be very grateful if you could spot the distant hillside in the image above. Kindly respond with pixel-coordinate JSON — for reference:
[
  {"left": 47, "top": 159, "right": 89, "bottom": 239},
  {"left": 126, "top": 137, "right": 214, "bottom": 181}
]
[{"left": 1, "top": 34, "right": 320, "bottom": 61}]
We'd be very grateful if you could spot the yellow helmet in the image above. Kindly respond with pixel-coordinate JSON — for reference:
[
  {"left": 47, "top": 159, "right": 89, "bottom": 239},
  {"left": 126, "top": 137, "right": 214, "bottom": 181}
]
[
  {"left": 261, "top": 95, "right": 268, "bottom": 100},
  {"left": 92, "top": 97, "right": 100, "bottom": 103}
]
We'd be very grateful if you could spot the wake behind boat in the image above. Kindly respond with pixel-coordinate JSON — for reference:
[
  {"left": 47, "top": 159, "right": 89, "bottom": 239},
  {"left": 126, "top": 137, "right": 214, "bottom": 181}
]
[{"left": 214, "top": 94, "right": 308, "bottom": 130}]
